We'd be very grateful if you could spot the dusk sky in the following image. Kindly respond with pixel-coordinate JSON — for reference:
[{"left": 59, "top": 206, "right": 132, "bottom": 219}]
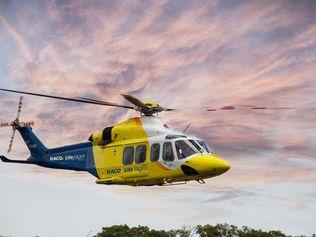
[{"left": 0, "top": 0, "right": 316, "bottom": 236}]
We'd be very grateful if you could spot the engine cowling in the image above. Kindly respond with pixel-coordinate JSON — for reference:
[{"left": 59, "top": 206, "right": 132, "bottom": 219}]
[{"left": 88, "top": 126, "right": 113, "bottom": 145}]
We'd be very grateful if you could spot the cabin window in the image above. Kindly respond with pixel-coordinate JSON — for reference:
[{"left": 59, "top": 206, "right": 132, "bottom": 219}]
[
  {"left": 123, "top": 146, "right": 134, "bottom": 165},
  {"left": 150, "top": 143, "right": 160, "bottom": 162},
  {"left": 175, "top": 140, "right": 196, "bottom": 159},
  {"left": 163, "top": 142, "right": 174, "bottom": 161},
  {"left": 135, "top": 145, "right": 147, "bottom": 164}
]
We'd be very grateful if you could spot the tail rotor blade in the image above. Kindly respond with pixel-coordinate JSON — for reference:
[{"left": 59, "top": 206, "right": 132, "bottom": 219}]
[
  {"left": 20, "top": 121, "right": 35, "bottom": 127},
  {"left": 1, "top": 122, "right": 12, "bottom": 127},
  {"left": 7, "top": 128, "right": 16, "bottom": 153},
  {"left": 1, "top": 97, "right": 34, "bottom": 153},
  {"left": 16, "top": 96, "right": 23, "bottom": 120}
]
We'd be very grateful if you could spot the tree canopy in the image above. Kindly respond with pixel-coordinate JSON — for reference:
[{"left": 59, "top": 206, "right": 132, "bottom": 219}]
[
  {"left": 1, "top": 224, "right": 314, "bottom": 237},
  {"left": 93, "top": 224, "right": 309, "bottom": 237}
]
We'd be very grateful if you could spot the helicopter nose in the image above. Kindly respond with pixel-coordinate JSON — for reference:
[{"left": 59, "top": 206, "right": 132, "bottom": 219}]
[
  {"left": 216, "top": 157, "right": 230, "bottom": 174},
  {"left": 183, "top": 155, "right": 230, "bottom": 177}
]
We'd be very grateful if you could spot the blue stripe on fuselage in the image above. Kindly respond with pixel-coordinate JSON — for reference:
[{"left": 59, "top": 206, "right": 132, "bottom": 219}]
[{"left": 41, "top": 142, "right": 98, "bottom": 178}]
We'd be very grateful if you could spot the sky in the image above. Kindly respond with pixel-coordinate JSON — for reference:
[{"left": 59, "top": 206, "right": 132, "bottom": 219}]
[{"left": 0, "top": 0, "right": 316, "bottom": 236}]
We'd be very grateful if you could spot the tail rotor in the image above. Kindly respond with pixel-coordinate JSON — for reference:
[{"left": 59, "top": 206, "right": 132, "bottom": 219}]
[{"left": 0, "top": 96, "right": 35, "bottom": 153}]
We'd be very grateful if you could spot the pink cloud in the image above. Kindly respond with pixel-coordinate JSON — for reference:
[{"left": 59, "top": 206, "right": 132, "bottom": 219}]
[{"left": 0, "top": 0, "right": 315, "bottom": 187}]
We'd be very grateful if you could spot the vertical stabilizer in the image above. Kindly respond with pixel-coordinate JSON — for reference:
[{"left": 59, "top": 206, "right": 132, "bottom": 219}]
[{"left": 17, "top": 126, "right": 47, "bottom": 158}]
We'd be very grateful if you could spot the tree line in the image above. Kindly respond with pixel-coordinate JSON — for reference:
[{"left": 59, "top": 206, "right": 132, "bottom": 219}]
[
  {"left": 1, "top": 224, "right": 315, "bottom": 237},
  {"left": 93, "top": 224, "right": 315, "bottom": 237}
]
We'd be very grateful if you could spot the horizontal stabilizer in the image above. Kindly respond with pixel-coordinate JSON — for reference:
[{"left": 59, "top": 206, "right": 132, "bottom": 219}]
[{"left": 0, "top": 155, "right": 38, "bottom": 164}]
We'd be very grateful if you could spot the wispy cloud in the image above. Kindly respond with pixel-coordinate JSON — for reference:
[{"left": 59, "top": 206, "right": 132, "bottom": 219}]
[{"left": 0, "top": 10, "right": 33, "bottom": 61}]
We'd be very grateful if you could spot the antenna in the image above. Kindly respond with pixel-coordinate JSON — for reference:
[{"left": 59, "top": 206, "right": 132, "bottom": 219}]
[
  {"left": 183, "top": 122, "right": 191, "bottom": 133},
  {"left": 0, "top": 96, "right": 35, "bottom": 153}
]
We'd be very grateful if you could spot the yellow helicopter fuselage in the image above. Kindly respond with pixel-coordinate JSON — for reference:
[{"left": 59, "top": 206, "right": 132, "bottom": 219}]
[{"left": 89, "top": 116, "right": 230, "bottom": 186}]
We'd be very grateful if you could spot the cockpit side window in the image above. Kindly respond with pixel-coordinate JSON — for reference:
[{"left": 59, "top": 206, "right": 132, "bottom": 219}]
[
  {"left": 197, "top": 140, "right": 211, "bottom": 153},
  {"left": 150, "top": 143, "right": 160, "bottom": 162},
  {"left": 175, "top": 140, "right": 197, "bottom": 159},
  {"left": 123, "top": 146, "right": 134, "bottom": 165},
  {"left": 189, "top": 140, "right": 204, "bottom": 153},
  {"left": 163, "top": 142, "right": 174, "bottom": 161}
]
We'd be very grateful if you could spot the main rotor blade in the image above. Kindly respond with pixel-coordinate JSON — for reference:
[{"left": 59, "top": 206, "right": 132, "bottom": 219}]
[
  {"left": 7, "top": 128, "right": 16, "bottom": 153},
  {"left": 163, "top": 108, "right": 178, "bottom": 111},
  {"left": 242, "top": 105, "right": 294, "bottom": 110},
  {"left": 0, "top": 88, "right": 133, "bottom": 109},
  {"left": 77, "top": 97, "right": 133, "bottom": 109},
  {"left": 16, "top": 96, "right": 23, "bottom": 120},
  {"left": 205, "top": 105, "right": 295, "bottom": 111},
  {"left": 121, "top": 94, "right": 150, "bottom": 109}
]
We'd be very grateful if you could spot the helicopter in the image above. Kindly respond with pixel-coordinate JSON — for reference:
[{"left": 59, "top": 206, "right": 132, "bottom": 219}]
[{"left": 0, "top": 88, "right": 291, "bottom": 186}]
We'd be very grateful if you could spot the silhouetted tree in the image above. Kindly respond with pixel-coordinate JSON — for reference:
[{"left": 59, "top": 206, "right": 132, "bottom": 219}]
[
  {"left": 169, "top": 225, "right": 195, "bottom": 237},
  {"left": 94, "top": 225, "right": 172, "bottom": 237},
  {"left": 195, "top": 224, "right": 289, "bottom": 237}
]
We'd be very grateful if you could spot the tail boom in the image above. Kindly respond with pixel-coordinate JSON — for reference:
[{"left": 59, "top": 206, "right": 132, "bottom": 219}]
[{"left": 1, "top": 126, "right": 99, "bottom": 178}]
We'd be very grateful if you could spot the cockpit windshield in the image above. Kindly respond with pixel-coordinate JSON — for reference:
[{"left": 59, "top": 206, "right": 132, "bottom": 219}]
[
  {"left": 197, "top": 140, "right": 212, "bottom": 153},
  {"left": 175, "top": 140, "right": 197, "bottom": 159},
  {"left": 189, "top": 140, "right": 204, "bottom": 153}
]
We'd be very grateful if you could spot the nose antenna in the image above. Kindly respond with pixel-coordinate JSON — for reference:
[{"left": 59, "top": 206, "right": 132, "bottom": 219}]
[{"left": 182, "top": 122, "right": 191, "bottom": 133}]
